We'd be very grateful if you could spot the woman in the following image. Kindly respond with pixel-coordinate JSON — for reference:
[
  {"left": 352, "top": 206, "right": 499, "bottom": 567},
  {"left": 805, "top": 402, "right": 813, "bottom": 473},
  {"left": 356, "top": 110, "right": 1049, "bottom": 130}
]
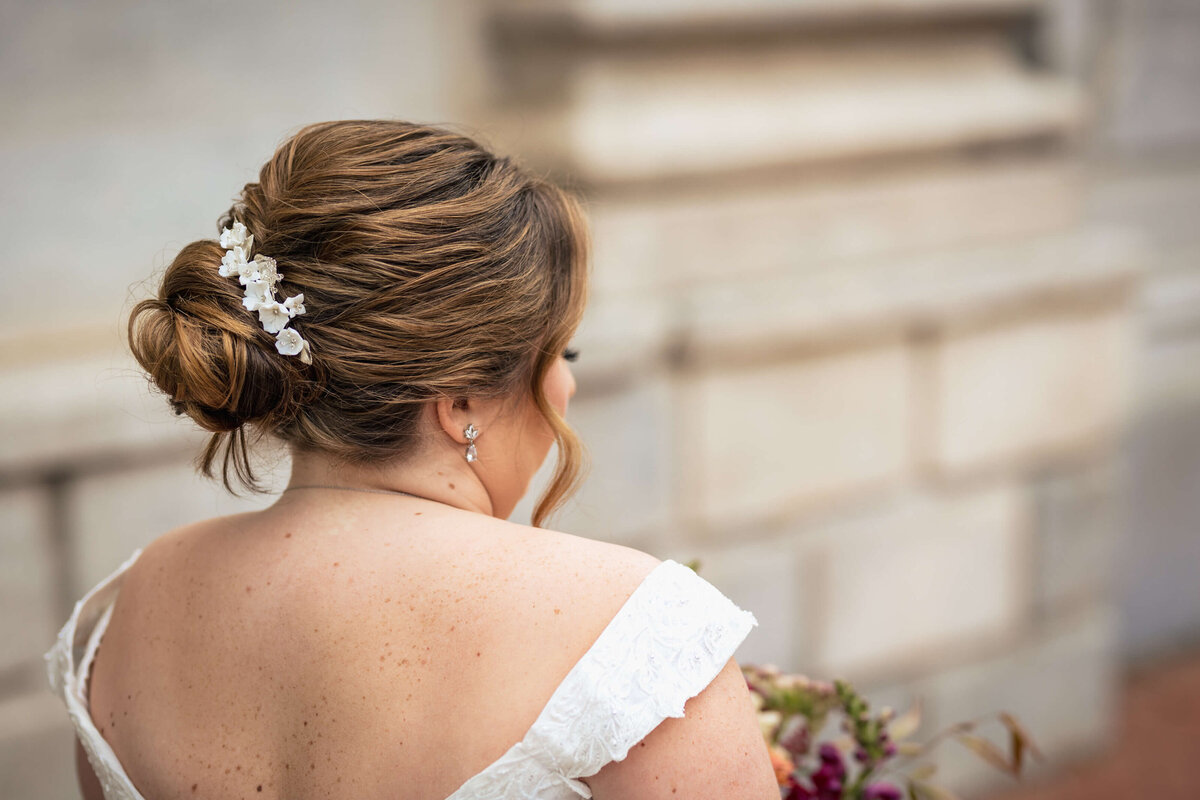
[{"left": 46, "top": 120, "right": 778, "bottom": 799}]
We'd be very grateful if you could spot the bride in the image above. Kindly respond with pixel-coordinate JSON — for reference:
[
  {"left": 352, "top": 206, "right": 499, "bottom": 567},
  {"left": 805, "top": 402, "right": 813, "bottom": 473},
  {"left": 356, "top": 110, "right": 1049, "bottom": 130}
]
[{"left": 46, "top": 120, "right": 778, "bottom": 799}]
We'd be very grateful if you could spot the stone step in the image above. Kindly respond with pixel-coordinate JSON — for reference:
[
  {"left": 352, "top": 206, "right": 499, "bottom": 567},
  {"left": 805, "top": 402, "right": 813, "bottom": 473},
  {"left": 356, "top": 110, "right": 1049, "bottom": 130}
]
[
  {"left": 493, "top": 0, "right": 1042, "bottom": 33},
  {"left": 484, "top": 19, "right": 1081, "bottom": 183},
  {"left": 586, "top": 154, "right": 1083, "bottom": 296},
  {"left": 570, "top": 224, "right": 1142, "bottom": 391},
  {"left": 678, "top": 227, "right": 1144, "bottom": 363}
]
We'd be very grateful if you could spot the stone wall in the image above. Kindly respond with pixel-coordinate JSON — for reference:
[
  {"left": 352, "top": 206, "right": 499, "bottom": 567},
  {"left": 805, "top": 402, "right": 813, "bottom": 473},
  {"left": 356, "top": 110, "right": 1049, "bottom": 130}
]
[{"left": 485, "top": 1, "right": 1186, "bottom": 796}]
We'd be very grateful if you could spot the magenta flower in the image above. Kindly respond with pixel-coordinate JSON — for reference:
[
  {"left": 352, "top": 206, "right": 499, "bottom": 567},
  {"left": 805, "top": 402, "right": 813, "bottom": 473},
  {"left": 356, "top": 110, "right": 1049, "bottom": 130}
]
[{"left": 863, "top": 783, "right": 903, "bottom": 800}]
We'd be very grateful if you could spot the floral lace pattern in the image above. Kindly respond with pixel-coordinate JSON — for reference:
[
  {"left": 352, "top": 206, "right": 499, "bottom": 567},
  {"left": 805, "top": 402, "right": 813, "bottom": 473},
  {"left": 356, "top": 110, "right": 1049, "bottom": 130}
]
[
  {"left": 445, "top": 560, "right": 758, "bottom": 799},
  {"left": 45, "top": 555, "right": 756, "bottom": 800},
  {"left": 45, "top": 549, "right": 147, "bottom": 800}
]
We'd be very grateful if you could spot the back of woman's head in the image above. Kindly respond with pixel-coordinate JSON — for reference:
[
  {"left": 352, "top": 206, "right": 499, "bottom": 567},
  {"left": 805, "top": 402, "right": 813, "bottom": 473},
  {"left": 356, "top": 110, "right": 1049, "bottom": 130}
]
[{"left": 129, "top": 120, "right": 590, "bottom": 526}]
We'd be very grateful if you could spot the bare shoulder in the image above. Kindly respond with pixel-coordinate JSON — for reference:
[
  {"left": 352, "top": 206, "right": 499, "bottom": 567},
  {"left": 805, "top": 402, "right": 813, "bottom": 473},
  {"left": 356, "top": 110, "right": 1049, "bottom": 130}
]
[
  {"left": 115, "top": 512, "right": 257, "bottom": 593},
  {"left": 496, "top": 521, "right": 778, "bottom": 799},
  {"left": 488, "top": 524, "right": 779, "bottom": 800},
  {"left": 490, "top": 519, "right": 663, "bottom": 615}
]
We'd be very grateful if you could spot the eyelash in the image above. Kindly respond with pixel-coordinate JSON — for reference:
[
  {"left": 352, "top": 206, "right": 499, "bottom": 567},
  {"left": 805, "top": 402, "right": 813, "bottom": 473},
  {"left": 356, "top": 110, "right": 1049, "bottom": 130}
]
[{"left": 562, "top": 348, "right": 580, "bottom": 363}]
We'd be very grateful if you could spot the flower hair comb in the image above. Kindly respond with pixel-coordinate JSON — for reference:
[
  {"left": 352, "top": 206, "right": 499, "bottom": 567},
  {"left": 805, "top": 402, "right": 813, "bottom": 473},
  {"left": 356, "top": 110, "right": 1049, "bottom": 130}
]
[{"left": 216, "top": 221, "right": 312, "bottom": 364}]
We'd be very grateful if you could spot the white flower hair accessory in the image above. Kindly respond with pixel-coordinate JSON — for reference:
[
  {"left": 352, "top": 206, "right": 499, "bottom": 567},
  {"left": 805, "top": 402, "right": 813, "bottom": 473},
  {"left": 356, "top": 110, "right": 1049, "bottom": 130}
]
[{"left": 217, "top": 221, "right": 312, "bottom": 364}]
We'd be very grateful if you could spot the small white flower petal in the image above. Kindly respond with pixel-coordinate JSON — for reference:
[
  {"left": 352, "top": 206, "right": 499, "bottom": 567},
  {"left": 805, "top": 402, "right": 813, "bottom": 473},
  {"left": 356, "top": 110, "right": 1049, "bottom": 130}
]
[
  {"left": 215, "top": 224, "right": 313, "bottom": 357},
  {"left": 219, "top": 247, "right": 248, "bottom": 278},
  {"left": 258, "top": 300, "right": 292, "bottom": 334},
  {"left": 242, "top": 279, "right": 272, "bottom": 311},
  {"left": 275, "top": 328, "right": 304, "bottom": 356},
  {"left": 237, "top": 252, "right": 263, "bottom": 284},
  {"left": 282, "top": 293, "right": 306, "bottom": 317},
  {"left": 219, "top": 222, "right": 249, "bottom": 249}
]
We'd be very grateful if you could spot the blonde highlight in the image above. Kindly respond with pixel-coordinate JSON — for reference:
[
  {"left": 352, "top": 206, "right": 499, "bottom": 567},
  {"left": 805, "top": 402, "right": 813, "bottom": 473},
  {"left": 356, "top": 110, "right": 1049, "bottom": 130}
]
[{"left": 129, "top": 120, "right": 591, "bottom": 524}]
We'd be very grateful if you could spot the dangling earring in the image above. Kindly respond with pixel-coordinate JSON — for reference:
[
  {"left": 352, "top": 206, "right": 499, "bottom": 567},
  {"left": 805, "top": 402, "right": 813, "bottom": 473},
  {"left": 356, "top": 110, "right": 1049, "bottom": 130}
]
[{"left": 464, "top": 423, "right": 479, "bottom": 463}]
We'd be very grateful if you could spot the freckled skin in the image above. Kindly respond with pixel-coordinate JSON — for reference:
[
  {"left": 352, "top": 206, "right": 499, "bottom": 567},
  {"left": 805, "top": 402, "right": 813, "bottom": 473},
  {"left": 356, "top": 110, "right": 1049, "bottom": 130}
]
[
  {"left": 79, "top": 355, "right": 774, "bottom": 799},
  {"left": 83, "top": 496, "right": 671, "bottom": 800}
]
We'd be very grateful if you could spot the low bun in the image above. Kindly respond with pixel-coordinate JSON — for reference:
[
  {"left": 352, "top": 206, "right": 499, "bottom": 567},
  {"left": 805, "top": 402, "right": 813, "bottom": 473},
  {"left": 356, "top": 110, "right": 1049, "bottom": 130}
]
[
  {"left": 129, "top": 239, "right": 312, "bottom": 488},
  {"left": 131, "top": 120, "right": 590, "bottom": 525}
]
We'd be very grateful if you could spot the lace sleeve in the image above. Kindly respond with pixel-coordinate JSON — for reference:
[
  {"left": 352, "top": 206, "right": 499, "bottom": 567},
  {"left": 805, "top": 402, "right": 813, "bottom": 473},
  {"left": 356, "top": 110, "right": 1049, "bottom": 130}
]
[{"left": 526, "top": 559, "right": 758, "bottom": 795}]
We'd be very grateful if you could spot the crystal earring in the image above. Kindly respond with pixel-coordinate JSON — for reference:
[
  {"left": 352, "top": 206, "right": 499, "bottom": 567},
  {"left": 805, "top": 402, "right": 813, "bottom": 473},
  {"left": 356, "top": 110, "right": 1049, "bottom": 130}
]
[{"left": 464, "top": 423, "right": 479, "bottom": 463}]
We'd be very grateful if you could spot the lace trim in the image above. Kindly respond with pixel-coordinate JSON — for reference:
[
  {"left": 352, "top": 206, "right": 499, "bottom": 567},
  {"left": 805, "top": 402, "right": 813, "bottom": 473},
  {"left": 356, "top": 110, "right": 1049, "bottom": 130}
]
[
  {"left": 44, "top": 548, "right": 147, "bottom": 800},
  {"left": 446, "top": 559, "right": 758, "bottom": 800}
]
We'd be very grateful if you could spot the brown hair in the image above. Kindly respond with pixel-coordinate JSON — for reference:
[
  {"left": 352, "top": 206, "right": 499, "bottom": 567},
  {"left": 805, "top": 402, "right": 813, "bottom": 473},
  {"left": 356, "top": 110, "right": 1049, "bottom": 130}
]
[{"left": 129, "top": 120, "right": 590, "bottom": 527}]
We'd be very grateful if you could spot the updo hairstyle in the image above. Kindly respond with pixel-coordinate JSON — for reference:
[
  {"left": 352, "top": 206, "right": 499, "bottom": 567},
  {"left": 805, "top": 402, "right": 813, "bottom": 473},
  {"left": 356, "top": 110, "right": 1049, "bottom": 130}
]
[{"left": 128, "top": 120, "right": 590, "bottom": 527}]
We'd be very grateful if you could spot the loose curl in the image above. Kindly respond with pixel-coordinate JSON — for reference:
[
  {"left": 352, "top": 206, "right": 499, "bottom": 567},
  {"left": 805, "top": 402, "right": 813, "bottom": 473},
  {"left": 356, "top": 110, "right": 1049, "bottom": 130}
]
[{"left": 129, "top": 120, "right": 590, "bottom": 527}]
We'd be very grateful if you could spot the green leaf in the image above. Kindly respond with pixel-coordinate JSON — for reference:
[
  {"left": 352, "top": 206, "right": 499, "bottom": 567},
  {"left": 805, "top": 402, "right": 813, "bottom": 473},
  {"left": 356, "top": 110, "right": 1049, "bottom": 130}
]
[
  {"left": 908, "top": 763, "right": 937, "bottom": 781},
  {"left": 998, "top": 712, "right": 1044, "bottom": 768},
  {"left": 682, "top": 559, "right": 702, "bottom": 573},
  {"left": 833, "top": 735, "right": 856, "bottom": 751},
  {"left": 889, "top": 696, "right": 923, "bottom": 741},
  {"left": 956, "top": 733, "right": 1015, "bottom": 776},
  {"left": 1011, "top": 728, "right": 1024, "bottom": 773}
]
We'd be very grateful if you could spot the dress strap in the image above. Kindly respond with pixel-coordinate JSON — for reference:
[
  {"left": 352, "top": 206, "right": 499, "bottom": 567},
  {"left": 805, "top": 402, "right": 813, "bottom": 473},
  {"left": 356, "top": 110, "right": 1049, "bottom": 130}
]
[
  {"left": 533, "top": 560, "right": 758, "bottom": 778},
  {"left": 446, "top": 559, "right": 757, "bottom": 799},
  {"left": 45, "top": 549, "right": 146, "bottom": 800}
]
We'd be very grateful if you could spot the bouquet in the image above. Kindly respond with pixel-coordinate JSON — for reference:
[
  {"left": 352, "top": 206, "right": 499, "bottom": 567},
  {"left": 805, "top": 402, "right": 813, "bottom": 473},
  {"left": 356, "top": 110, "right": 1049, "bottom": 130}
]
[{"left": 743, "top": 664, "right": 1044, "bottom": 800}]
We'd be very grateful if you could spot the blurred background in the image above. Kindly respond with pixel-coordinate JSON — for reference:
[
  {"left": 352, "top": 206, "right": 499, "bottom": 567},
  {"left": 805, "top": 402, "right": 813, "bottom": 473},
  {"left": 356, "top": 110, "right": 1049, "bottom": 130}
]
[{"left": 2, "top": 0, "right": 1198, "bottom": 797}]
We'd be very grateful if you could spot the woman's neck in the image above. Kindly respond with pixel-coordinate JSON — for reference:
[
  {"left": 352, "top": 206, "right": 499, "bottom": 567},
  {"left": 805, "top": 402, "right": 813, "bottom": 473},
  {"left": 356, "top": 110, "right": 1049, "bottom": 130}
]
[{"left": 284, "top": 445, "right": 495, "bottom": 517}]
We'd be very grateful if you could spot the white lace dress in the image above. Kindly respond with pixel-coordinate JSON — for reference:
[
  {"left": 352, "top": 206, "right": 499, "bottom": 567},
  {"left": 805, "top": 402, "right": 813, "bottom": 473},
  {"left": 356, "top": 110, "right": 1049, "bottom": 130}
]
[{"left": 46, "top": 553, "right": 758, "bottom": 800}]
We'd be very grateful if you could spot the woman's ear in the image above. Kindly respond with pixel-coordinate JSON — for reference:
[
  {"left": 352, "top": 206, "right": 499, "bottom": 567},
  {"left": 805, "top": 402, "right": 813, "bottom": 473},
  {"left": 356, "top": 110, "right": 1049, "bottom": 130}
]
[{"left": 435, "top": 396, "right": 471, "bottom": 444}]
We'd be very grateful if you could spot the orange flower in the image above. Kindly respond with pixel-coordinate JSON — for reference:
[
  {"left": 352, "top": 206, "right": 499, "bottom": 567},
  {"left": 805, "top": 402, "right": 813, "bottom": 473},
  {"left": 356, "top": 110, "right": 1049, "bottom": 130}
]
[{"left": 768, "top": 745, "right": 795, "bottom": 786}]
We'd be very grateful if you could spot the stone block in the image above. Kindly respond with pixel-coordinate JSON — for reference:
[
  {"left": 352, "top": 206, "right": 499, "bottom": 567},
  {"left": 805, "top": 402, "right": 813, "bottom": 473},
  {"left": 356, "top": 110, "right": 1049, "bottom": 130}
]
[
  {"left": 1089, "top": 160, "right": 1200, "bottom": 264},
  {"left": 0, "top": 488, "right": 56, "bottom": 675},
  {"left": 1119, "top": 399, "right": 1200, "bottom": 661},
  {"left": 0, "top": 689, "right": 80, "bottom": 800},
  {"left": 570, "top": 293, "right": 673, "bottom": 386},
  {"left": 811, "top": 483, "right": 1033, "bottom": 681},
  {"left": 679, "top": 342, "right": 912, "bottom": 528},
  {"left": 683, "top": 228, "right": 1144, "bottom": 363},
  {"left": 509, "top": 376, "right": 674, "bottom": 545},
  {"left": 1137, "top": 305, "right": 1200, "bottom": 415},
  {"left": 1031, "top": 458, "right": 1123, "bottom": 621},
  {"left": 912, "top": 605, "right": 1119, "bottom": 797},
  {"left": 559, "top": 34, "right": 1081, "bottom": 182},
  {"left": 589, "top": 158, "right": 1082, "bottom": 294},
  {"left": 1103, "top": 0, "right": 1200, "bottom": 152},
  {"left": 66, "top": 458, "right": 282, "bottom": 597},
  {"left": 927, "top": 307, "right": 1135, "bottom": 476}
]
